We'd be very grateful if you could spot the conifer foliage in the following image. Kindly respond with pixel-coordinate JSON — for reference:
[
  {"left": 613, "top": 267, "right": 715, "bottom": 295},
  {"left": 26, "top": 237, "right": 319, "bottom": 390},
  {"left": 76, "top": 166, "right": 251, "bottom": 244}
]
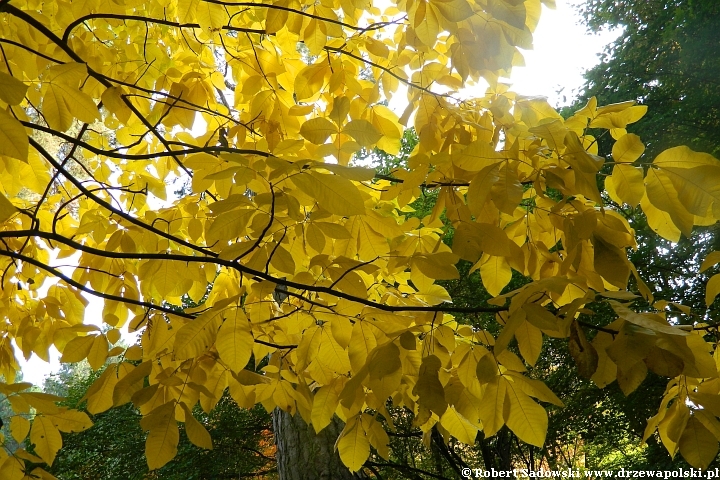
[{"left": 0, "top": 0, "right": 719, "bottom": 476}]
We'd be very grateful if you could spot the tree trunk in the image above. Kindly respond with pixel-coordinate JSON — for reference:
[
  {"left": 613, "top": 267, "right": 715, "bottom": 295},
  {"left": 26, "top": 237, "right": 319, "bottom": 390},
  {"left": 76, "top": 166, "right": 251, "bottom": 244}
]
[{"left": 272, "top": 409, "right": 368, "bottom": 480}]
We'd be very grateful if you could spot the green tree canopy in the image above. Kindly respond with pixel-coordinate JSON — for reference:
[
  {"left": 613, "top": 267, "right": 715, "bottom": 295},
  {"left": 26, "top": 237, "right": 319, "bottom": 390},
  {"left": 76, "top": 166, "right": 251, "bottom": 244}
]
[{"left": 576, "top": 0, "right": 720, "bottom": 158}]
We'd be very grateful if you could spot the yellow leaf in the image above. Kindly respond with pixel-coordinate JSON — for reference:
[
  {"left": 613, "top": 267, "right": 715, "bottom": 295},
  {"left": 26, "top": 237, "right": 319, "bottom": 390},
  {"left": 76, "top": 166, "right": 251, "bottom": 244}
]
[
  {"left": 216, "top": 310, "right": 254, "bottom": 372},
  {"left": 0, "top": 193, "right": 18, "bottom": 223},
  {"left": 142, "top": 402, "right": 179, "bottom": 470},
  {"left": 694, "top": 409, "right": 720, "bottom": 442},
  {"left": 617, "top": 359, "right": 647, "bottom": 395},
  {"left": 265, "top": 2, "right": 288, "bottom": 33},
  {"left": 101, "top": 86, "right": 132, "bottom": 123},
  {"left": 515, "top": 321, "right": 542, "bottom": 367},
  {"left": 292, "top": 171, "right": 365, "bottom": 216},
  {"left": 454, "top": 140, "right": 501, "bottom": 171},
  {"left": 0, "top": 72, "right": 28, "bottom": 105},
  {"left": 662, "top": 164, "right": 720, "bottom": 218},
  {"left": 644, "top": 346, "right": 684, "bottom": 378},
  {"left": 612, "top": 303, "right": 688, "bottom": 336},
  {"left": 294, "top": 65, "right": 328, "bottom": 101},
  {"left": 85, "top": 366, "right": 119, "bottom": 414},
  {"left": 504, "top": 378, "right": 547, "bottom": 447},
  {"left": 440, "top": 406, "right": 478, "bottom": 445},
  {"left": 337, "top": 416, "right": 370, "bottom": 472},
  {"left": 479, "top": 254, "right": 512, "bottom": 297},
  {"left": 10, "top": 416, "right": 30, "bottom": 443},
  {"left": 206, "top": 209, "right": 255, "bottom": 245},
  {"left": 513, "top": 375, "right": 564, "bottom": 407},
  {"left": 174, "top": 309, "right": 223, "bottom": 360},
  {"left": 412, "top": 253, "right": 460, "bottom": 280},
  {"left": 303, "top": 20, "right": 327, "bottom": 56},
  {"left": 612, "top": 133, "right": 645, "bottom": 163},
  {"left": 342, "top": 119, "right": 382, "bottom": 147},
  {"left": 311, "top": 384, "right": 340, "bottom": 433},
  {"left": 363, "top": 414, "right": 390, "bottom": 460},
  {"left": 367, "top": 342, "right": 402, "bottom": 401},
  {"left": 563, "top": 132, "right": 604, "bottom": 203},
  {"left": 654, "top": 145, "right": 718, "bottom": 169},
  {"left": 529, "top": 119, "right": 567, "bottom": 151},
  {"left": 87, "top": 335, "right": 109, "bottom": 371},
  {"left": 300, "top": 117, "right": 337, "bottom": 144},
  {"left": 644, "top": 166, "right": 696, "bottom": 237},
  {"left": 22, "top": 392, "right": 62, "bottom": 414},
  {"left": 679, "top": 417, "right": 718, "bottom": 470},
  {"left": 466, "top": 164, "right": 500, "bottom": 217},
  {"left": 181, "top": 404, "right": 213, "bottom": 450},
  {"left": 46, "top": 84, "right": 99, "bottom": 130},
  {"left": 607, "top": 164, "right": 644, "bottom": 207},
  {"left": 568, "top": 321, "right": 598, "bottom": 379},
  {"left": 30, "top": 415, "right": 62, "bottom": 465},
  {"left": 20, "top": 152, "right": 52, "bottom": 195},
  {"left": 114, "top": 361, "right": 152, "bottom": 406},
  {"left": 522, "top": 304, "right": 562, "bottom": 334},
  {"left": 319, "top": 163, "right": 376, "bottom": 181},
  {"left": 412, "top": 355, "right": 447, "bottom": 416},
  {"left": 106, "top": 329, "right": 121, "bottom": 345},
  {"left": 491, "top": 163, "right": 524, "bottom": 214},
  {"left": 701, "top": 251, "right": 720, "bottom": 273},
  {"left": 659, "top": 400, "right": 689, "bottom": 457},
  {"left": 0, "top": 109, "right": 29, "bottom": 161},
  {"left": 494, "top": 309, "right": 526, "bottom": 355},
  {"left": 457, "top": 346, "right": 487, "bottom": 387},
  {"left": 42, "top": 84, "right": 73, "bottom": 132},
  {"left": 139, "top": 260, "right": 193, "bottom": 298},
  {"left": 348, "top": 321, "right": 377, "bottom": 373},
  {"left": 250, "top": 90, "right": 274, "bottom": 120},
  {"left": 413, "top": 3, "right": 439, "bottom": 47},
  {"left": 706, "top": 274, "right": 720, "bottom": 306},
  {"left": 60, "top": 335, "right": 95, "bottom": 363},
  {"left": 177, "top": 0, "right": 199, "bottom": 23},
  {"left": 365, "top": 38, "right": 390, "bottom": 58},
  {"left": 431, "top": 0, "right": 474, "bottom": 21},
  {"left": 47, "top": 409, "right": 93, "bottom": 433},
  {"left": 478, "top": 377, "right": 505, "bottom": 436},
  {"left": 640, "top": 193, "right": 681, "bottom": 242},
  {"left": 318, "top": 327, "right": 351, "bottom": 374},
  {"left": 0, "top": 456, "right": 24, "bottom": 480},
  {"left": 592, "top": 235, "right": 630, "bottom": 289},
  {"left": 196, "top": 1, "right": 226, "bottom": 30}
]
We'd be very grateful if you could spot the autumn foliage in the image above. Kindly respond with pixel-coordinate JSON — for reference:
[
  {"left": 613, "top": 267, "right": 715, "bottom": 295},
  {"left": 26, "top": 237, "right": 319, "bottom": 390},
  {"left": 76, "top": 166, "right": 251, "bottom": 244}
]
[{"left": 0, "top": 0, "right": 719, "bottom": 476}]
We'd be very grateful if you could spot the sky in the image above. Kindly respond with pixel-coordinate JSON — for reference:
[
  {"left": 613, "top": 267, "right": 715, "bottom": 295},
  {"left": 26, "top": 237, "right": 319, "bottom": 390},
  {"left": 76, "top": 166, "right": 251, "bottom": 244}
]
[
  {"left": 18, "top": 0, "right": 621, "bottom": 387},
  {"left": 508, "top": 0, "right": 620, "bottom": 106}
]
